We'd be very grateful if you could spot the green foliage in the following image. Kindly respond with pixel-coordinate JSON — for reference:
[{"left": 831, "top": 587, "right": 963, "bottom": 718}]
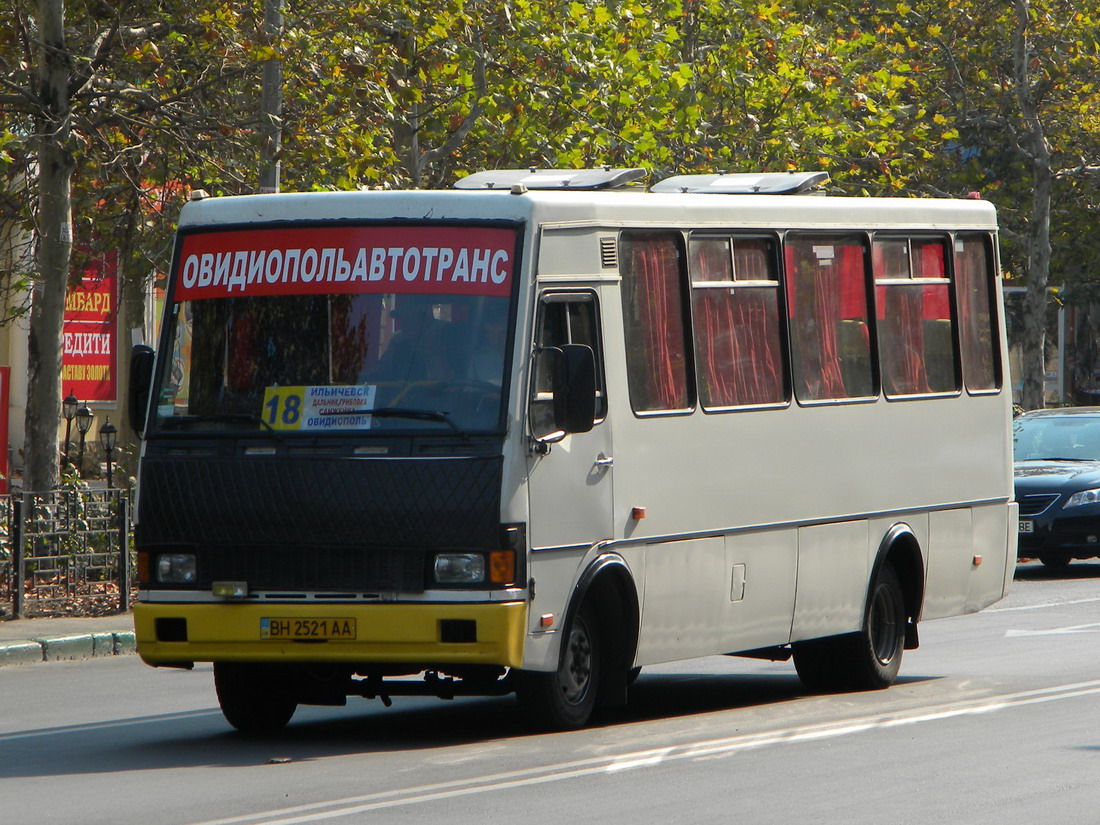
[
  {"left": 1, "top": 0, "right": 1098, "bottom": 420},
  {"left": 266, "top": 0, "right": 968, "bottom": 193},
  {"left": 4, "top": 0, "right": 1095, "bottom": 278}
]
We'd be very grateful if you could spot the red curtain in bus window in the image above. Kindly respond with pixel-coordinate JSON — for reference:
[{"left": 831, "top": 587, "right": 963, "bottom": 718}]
[
  {"left": 620, "top": 233, "right": 690, "bottom": 411},
  {"left": 877, "top": 284, "right": 929, "bottom": 396},
  {"left": 874, "top": 239, "right": 926, "bottom": 396},
  {"left": 915, "top": 241, "right": 956, "bottom": 393},
  {"left": 691, "top": 238, "right": 784, "bottom": 407},
  {"left": 226, "top": 305, "right": 259, "bottom": 390},
  {"left": 786, "top": 237, "right": 870, "bottom": 400},
  {"left": 955, "top": 234, "right": 999, "bottom": 390}
]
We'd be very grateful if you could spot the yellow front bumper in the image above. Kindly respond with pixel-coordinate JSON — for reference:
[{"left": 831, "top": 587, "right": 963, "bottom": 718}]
[{"left": 134, "top": 601, "right": 527, "bottom": 668}]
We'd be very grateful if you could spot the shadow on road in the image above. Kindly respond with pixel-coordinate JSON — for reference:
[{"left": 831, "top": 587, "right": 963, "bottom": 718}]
[
  {"left": 1014, "top": 559, "right": 1100, "bottom": 581},
  {"left": 0, "top": 665, "right": 942, "bottom": 779}
]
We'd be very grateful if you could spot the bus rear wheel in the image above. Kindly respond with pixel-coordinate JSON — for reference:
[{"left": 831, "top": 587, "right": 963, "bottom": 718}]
[
  {"left": 793, "top": 562, "right": 905, "bottom": 692},
  {"left": 214, "top": 662, "right": 298, "bottom": 734},
  {"left": 515, "top": 604, "right": 600, "bottom": 730}
]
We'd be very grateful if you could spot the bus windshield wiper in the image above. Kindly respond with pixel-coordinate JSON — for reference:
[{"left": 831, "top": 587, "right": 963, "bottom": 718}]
[
  {"left": 160, "top": 413, "right": 284, "bottom": 440},
  {"left": 326, "top": 407, "right": 469, "bottom": 440}
]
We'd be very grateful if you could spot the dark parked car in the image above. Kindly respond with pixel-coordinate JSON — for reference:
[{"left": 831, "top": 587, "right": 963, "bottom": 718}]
[{"left": 1014, "top": 407, "right": 1100, "bottom": 568}]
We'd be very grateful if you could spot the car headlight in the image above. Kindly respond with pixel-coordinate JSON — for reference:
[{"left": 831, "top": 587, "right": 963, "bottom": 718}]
[
  {"left": 1065, "top": 488, "right": 1100, "bottom": 508},
  {"left": 156, "top": 553, "right": 197, "bottom": 584},
  {"left": 433, "top": 552, "right": 486, "bottom": 584}
]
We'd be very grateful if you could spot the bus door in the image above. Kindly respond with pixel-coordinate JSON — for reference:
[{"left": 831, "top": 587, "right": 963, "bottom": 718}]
[{"left": 526, "top": 290, "right": 614, "bottom": 550}]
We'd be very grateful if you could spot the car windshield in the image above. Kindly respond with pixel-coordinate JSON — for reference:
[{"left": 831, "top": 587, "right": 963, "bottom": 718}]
[
  {"left": 154, "top": 223, "right": 517, "bottom": 436},
  {"left": 1013, "top": 416, "right": 1100, "bottom": 461}
]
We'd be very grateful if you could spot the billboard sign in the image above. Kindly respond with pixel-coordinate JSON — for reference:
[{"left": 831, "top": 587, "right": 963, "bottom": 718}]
[{"left": 63, "top": 252, "right": 118, "bottom": 403}]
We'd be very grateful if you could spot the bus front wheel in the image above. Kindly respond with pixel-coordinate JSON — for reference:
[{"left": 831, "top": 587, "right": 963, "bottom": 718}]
[
  {"left": 792, "top": 562, "right": 905, "bottom": 692},
  {"left": 515, "top": 604, "right": 600, "bottom": 730},
  {"left": 213, "top": 662, "right": 298, "bottom": 734}
]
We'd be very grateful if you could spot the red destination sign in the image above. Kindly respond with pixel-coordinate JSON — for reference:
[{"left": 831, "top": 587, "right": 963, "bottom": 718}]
[{"left": 176, "top": 225, "right": 516, "bottom": 301}]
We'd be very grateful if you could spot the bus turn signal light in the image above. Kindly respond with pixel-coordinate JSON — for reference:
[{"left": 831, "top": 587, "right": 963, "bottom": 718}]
[{"left": 489, "top": 551, "right": 516, "bottom": 585}]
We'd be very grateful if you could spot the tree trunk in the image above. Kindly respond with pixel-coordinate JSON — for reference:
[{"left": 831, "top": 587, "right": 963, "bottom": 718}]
[
  {"left": 259, "top": 0, "right": 284, "bottom": 194},
  {"left": 1014, "top": 0, "right": 1053, "bottom": 411},
  {"left": 25, "top": 0, "right": 75, "bottom": 491},
  {"left": 1021, "top": 165, "right": 1053, "bottom": 410}
]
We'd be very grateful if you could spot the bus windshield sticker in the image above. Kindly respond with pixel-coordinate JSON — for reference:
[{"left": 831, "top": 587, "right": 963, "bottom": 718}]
[
  {"left": 176, "top": 225, "right": 516, "bottom": 301},
  {"left": 262, "top": 384, "right": 377, "bottom": 431}
]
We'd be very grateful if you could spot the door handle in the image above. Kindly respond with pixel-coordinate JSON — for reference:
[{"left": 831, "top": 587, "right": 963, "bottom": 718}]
[{"left": 594, "top": 453, "right": 614, "bottom": 468}]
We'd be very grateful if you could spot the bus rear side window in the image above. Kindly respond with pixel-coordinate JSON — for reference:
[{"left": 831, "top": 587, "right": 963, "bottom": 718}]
[
  {"left": 620, "top": 232, "right": 692, "bottom": 413},
  {"left": 873, "top": 236, "right": 958, "bottom": 397},
  {"left": 785, "top": 234, "right": 874, "bottom": 402},
  {"left": 955, "top": 233, "right": 1001, "bottom": 392}
]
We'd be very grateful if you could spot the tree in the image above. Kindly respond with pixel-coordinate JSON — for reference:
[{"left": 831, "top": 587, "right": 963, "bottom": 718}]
[
  {"left": 0, "top": 0, "right": 265, "bottom": 490},
  {"left": 883, "top": 0, "right": 1100, "bottom": 408}
]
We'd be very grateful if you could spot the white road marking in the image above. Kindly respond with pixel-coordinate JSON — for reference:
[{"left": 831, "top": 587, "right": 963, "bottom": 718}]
[
  {"left": 184, "top": 680, "right": 1100, "bottom": 825},
  {"left": 986, "top": 596, "right": 1100, "bottom": 613},
  {"left": 1005, "top": 622, "right": 1100, "bottom": 637}
]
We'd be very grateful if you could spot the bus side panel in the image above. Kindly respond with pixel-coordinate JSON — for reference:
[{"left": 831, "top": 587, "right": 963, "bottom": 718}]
[
  {"left": 923, "top": 508, "right": 975, "bottom": 620},
  {"left": 636, "top": 536, "right": 725, "bottom": 665},
  {"left": 923, "top": 502, "right": 1015, "bottom": 620},
  {"left": 790, "top": 520, "right": 870, "bottom": 643},
  {"left": 521, "top": 548, "right": 590, "bottom": 670},
  {"left": 966, "top": 501, "right": 1015, "bottom": 613},
  {"left": 719, "top": 528, "right": 797, "bottom": 653}
]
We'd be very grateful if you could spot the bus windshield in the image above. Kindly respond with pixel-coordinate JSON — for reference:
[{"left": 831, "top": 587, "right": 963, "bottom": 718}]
[{"left": 154, "top": 223, "right": 517, "bottom": 435}]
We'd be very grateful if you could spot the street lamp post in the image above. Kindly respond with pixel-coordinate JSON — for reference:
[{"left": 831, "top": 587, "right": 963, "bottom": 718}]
[
  {"left": 61, "top": 394, "right": 78, "bottom": 471},
  {"left": 76, "top": 405, "right": 93, "bottom": 478},
  {"left": 99, "top": 418, "right": 117, "bottom": 489}
]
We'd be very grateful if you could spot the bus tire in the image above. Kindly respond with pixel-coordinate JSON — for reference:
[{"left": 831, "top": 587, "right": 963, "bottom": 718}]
[
  {"left": 214, "top": 662, "right": 297, "bottom": 734},
  {"left": 793, "top": 562, "right": 905, "bottom": 692},
  {"left": 515, "top": 603, "right": 600, "bottom": 730}
]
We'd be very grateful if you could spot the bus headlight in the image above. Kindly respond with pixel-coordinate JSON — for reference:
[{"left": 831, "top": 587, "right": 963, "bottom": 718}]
[
  {"left": 157, "top": 553, "right": 197, "bottom": 584},
  {"left": 433, "top": 553, "right": 486, "bottom": 584}
]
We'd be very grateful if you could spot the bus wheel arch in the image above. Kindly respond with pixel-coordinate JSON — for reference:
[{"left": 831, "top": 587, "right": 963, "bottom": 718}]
[
  {"left": 875, "top": 524, "right": 926, "bottom": 650},
  {"left": 516, "top": 553, "right": 639, "bottom": 729},
  {"left": 573, "top": 554, "right": 640, "bottom": 709},
  {"left": 793, "top": 527, "right": 921, "bottom": 693}
]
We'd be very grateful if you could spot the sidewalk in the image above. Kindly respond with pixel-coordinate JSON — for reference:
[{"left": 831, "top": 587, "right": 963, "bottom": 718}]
[{"left": 0, "top": 612, "right": 136, "bottom": 667}]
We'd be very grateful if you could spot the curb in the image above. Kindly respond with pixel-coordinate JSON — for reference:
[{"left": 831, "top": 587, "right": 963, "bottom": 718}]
[{"left": 0, "top": 631, "right": 136, "bottom": 667}]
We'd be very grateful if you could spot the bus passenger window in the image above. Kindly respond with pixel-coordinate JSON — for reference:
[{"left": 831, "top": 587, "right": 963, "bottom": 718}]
[
  {"left": 530, "top": 293, "right": 606, "bottom": 440},
  {"left": 785, "top": 234, "right": 874, "bottom": 402},
  {"left": 689, "top": 235, "right": 787, "bottom": 409},
  {"left": 873, "top": 237, "right": 958, "bottom": 397},
  {"left": 619, "top": 232, "right": 692, "bottom": 413},
  {"left": 955, "top": 234, "right": 1001, "bottom": 392}
]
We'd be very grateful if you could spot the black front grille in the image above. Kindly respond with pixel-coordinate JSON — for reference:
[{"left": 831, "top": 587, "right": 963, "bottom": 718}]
[
  {"left": 200, "top": 544, "right": 424, "bottom": 592},
  {"left": 137, "top": 452, "right": 503, "bottom": 592},
  {"left": 1018, "top": 493, "right": 1060, "bottom": 517}
]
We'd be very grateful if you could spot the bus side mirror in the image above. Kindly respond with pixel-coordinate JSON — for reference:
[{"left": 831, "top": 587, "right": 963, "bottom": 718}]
[
  {"left": 129, "top": 345, "right": 155, "bottom": 437},
  {"left": 553, "top": 344, "right": 596, "bottom": 435}
]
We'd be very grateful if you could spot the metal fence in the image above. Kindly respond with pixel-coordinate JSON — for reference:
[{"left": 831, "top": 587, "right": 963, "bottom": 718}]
[{"left": 0, "top": 489, "right": 132, "bottom": 620}]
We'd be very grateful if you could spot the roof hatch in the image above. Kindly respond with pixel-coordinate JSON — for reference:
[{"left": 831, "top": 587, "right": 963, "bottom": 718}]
[
  {"left": 454, "top": 167, "right": 648, "bottom": 191},
  {"left": 651, "top": 171, "right": 829, "bottom": 195}
]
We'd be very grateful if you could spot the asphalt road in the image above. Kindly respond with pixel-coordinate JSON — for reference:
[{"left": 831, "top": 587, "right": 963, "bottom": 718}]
[{"left": 3, "top": 559, "right": 1099, "bottom": 825}]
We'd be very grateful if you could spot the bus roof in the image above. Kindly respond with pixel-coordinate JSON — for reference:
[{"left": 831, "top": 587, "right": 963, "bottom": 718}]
[{"left": 177, "top": 187, "right": 998, "bottom": 233}]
